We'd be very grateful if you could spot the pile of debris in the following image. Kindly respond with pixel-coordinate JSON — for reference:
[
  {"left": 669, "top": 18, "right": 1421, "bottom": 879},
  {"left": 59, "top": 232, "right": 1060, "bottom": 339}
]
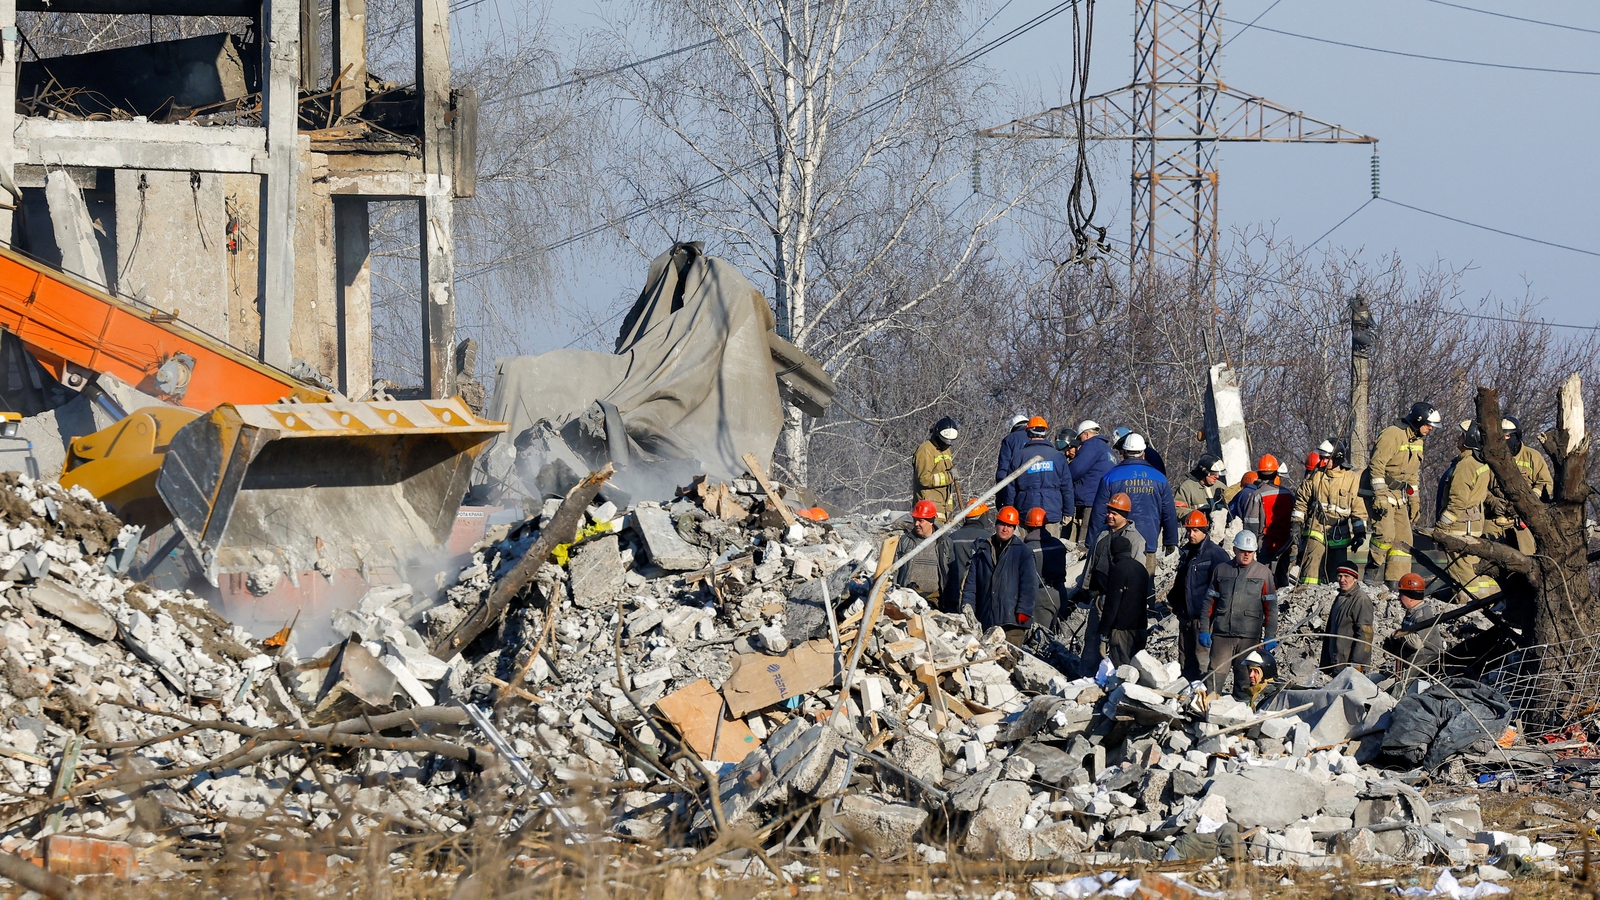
[{"left": 0, "top": 465, "right": 1589, "bottom": 888}]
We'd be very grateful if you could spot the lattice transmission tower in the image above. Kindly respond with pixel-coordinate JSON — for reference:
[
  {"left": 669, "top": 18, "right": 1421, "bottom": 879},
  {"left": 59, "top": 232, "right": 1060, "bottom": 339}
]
[{"left": 981, "top": 1, "right": 1377, "bottom": 280}]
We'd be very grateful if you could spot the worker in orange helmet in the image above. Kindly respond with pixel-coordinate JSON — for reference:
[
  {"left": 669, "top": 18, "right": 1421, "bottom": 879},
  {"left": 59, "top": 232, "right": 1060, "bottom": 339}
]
[
  {"left": 1078, "top": 492, "right": 1146, "bottom": 674},
  {"left": 1242, "top": 454, "right": 1297, "bottom": 583},
  {"left": 1384, "top": 573, "right": 1448, "bottom": 678},
  {"left": 1170, "top": 509, "right": 1230, "bottom": 680},
  {"left": 960, "top": 505, "right": 1038, "bottom": 643},
  {"left": 894, "top": 500, "right": 954, "bottom": 604},
  {"left": 1000, "top": 416, "right": 1075, "bottom": 538},
  {"left": 1022, "top": 507, "right": 1069, "bottom": 631},
  {"left": 944, "top": 500, "right": 994, "bottom": 612}
]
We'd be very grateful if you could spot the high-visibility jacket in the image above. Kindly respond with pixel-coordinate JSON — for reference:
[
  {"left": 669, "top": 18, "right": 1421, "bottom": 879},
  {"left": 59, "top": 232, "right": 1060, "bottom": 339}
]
[
  {"left": 1292, "top": 466, "right": 1368, "bottom": 538},
  {"left": 913, "top": 439, "right": 958, "bottom": 516},
  {"left": 1366, "top": 422, "right": 1426, "bottom": 515},
  {"left": 1436, "top": 448, "right": 1492, "bottom": 530},
  {"left": 1242, "top": 478, "right": 1295, "bottom": 557}
]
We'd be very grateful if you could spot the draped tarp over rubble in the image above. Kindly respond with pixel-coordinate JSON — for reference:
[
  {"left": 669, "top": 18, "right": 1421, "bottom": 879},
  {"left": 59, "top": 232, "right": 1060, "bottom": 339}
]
[{"left": 474, "top": 242, "right": 832, "bottom": 502}]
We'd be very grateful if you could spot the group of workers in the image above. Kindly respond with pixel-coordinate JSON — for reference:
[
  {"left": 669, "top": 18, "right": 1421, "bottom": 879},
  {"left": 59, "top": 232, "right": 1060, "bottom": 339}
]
[{"left": 903, "top": 400, "right": 1543, "bottom": 700}]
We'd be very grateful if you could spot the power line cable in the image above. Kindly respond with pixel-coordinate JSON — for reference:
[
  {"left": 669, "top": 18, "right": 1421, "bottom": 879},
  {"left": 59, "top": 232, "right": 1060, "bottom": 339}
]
[
  {"left": 1417, "top": 0, "right": 1600, "bottom": 37},
  {"left": 1215, "top": 15, "right": 1600, "bottom": 75},
  {"left": 1220, "top": 0, "right": 1287, "bottom": 49},
  {"left": 1378, "top": 197, "right": 1600, "bottom": 260}
]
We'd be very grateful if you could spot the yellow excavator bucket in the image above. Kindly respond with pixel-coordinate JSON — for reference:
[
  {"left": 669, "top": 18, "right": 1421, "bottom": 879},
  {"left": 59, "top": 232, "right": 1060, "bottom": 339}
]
[{"left": 156, "top": 398, "right": 506, "bottom": 584}]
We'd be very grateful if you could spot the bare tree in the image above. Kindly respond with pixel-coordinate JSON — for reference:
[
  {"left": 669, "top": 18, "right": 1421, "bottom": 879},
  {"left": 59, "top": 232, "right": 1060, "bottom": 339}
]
[{"left": 604, "top": 0, "right": 1057, "bottom": 484}]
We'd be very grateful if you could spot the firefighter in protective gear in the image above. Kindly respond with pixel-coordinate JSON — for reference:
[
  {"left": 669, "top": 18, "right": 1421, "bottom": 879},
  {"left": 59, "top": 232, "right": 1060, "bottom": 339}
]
[
  {"left": 1174, "top": 454, "right": 1226, "bottom": 521},
  {"left": 1485, "top": 416, "right": 1554, "bottom": 554},
  {"left": 1241, "top": 454, "right": 1295, "bottom": 582},
  {"left": 1291, "top": 440, "right": 1368, "bottom": 585},
  {"left": 1435, "top": 421, "right": 1499, "bottom": 599},
  {"left": 1363, "top": 401, "right": 1440, "bottom": 588},
  {"left": 913, "top": 416, "right": 961, "bottom": 521}
]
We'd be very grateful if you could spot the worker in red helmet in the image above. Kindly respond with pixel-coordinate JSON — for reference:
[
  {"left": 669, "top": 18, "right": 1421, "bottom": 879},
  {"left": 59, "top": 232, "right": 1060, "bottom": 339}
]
[
  {"left": 1384, "top": 573, "right": 1447, "bottom": 678},
  {"left": 894, "top": 500, "right": 955, "bottom": 604},
  {"left": 1022, "top": 507, "right": 1069, "bottom": 631},
  {"left": 1169, "top": 508, "right": 1230, "bottom": 681},
  {"left": 960, "top": 506, "right": 1038, "bottom": 643}
]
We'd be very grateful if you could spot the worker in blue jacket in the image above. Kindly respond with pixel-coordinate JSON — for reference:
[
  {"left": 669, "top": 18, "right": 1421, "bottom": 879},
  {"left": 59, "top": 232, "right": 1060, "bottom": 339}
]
[
  {"left": 994, "top": 414, "right": 1031, "bottom": 484},
  {"left": 1000, "top": 418, "right": 1074, "bottom": 536},
  {"left": 1067, "top": 420, "right": 1115, "bottom": 541},
  {"left": 1089, "top": 432, "right": 1179, "bottom": 573}
]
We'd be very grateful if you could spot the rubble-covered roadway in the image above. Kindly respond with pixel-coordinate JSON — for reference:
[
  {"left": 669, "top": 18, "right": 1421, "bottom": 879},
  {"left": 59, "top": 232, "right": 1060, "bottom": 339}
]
[{"left": 0, "top": 470, "right": 1594, "bottom": 899}]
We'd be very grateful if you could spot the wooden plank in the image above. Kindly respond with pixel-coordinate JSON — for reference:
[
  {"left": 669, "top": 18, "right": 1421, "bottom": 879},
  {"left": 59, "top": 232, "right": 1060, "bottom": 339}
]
[
  {"left": 741, "top": 452, "right": 798, "bottom": 527},
  {"left": 683, "top": 554, "right": 753, "bottom": 585}
]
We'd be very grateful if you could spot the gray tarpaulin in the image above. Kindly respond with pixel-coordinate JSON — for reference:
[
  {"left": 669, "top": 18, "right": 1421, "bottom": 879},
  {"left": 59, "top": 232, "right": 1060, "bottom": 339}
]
[{"left": 475, "top": 242, "right": 827, "bottom": 503}]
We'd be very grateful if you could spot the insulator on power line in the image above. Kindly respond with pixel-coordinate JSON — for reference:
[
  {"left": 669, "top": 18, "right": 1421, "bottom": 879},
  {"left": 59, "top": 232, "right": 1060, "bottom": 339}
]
[
  {"left": 971, "top": 144, "right": 981, "bottom": 195},
  {"left": 1370, "top": 148, "right": 1381, "bottom": 199}
]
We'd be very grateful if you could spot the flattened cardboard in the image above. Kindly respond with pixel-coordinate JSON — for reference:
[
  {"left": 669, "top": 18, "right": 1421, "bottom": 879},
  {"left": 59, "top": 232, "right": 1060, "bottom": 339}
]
[
  {"left": 655, "top": 678, "right": 760, "bottom": 762},
  {"left": 723, "top": 639, "right": 838, "bottom": 717}
]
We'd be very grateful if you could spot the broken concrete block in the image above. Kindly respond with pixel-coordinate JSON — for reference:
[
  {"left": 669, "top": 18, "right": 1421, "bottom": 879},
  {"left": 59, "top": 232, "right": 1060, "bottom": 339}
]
[
  {"left": 568, "top": 534, "right": 625, "bottom": 609},
  {"left": 963, "top": 780, "right": 1031, "bottom": 857},
  {"left": 948, "top": 765, "right": 1004, "bottom": 812},
  {"left": 830, "top": 794, "right": 927, "bottom": 857},
  {"left": 1011, "top": 652, "right": 1065, "bottom": 693},
  {"left": 891, "top": 734, "right": 944, "bottom": 786},
  {"left": 1014, "top": 742, "right": 1086, "bottom": 787},
  {"left": 1130, "top": 650, "right": 1168, "bottom": 688},
  {"left": 631, "top": 506, "right": 706, "bottom": 570},
  {"left": 29, "top": 578, "right": 114, "bottom": 641},
  {"left": 1204, "top": 766, "right": 1326, "bottom": 829}
]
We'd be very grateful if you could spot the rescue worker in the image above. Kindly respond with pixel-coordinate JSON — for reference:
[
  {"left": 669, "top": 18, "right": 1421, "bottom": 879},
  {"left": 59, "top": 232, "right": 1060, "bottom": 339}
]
[
  {"left": 1364, "top": 401, "right": 1441, "bottom": 588},
  {"left": 995, "top": 414, "right": 1032, "bottom": 485},
  {"left": 1435, "top": 421, "right": 1499, "bottom": 600},
  {"left": 1224, "top": 470, "right": 1260, "bottom": 522},
  {"left": 1173, "top": 454, "right": 1227, "bottom": 522},
  {"left": 1320, "top": 564, "right": 1375, "bottom": 674},
  {"left": 1023, "top": 507, "right": 1069, "bottom": 631},
  {"left": 1089, "top": 433, "right": 1179, "bottom": 575},
  {"left": 1485, "top": 416, "right": 1553, "bottom": 554},
  {"left": 1241, "top": 454, "right": 1296, "bottom": 582},
  {"left": 1096, "top": 535, "right": 1150, "bottom": 667},
  {"left": 894, "top": 500, "right": 954, "bottom": 604},
  {"left": 946, "top": 502, "right": 993, "bottom": 612},
  {"left": 1068, "top": 420, "right": 1116, "bottom": 541},
  {"left": 1001, "top": 417, "right": 1075, "bottom": 537},
  {"left": 1302, "top": 451, "right": 1322, "bottom": 480},
  {"left": 1386, "top": 573, "right": 1448, "bottom": 678},
  {"left": 1238, "top": 651, "right": 1282, "bottom": 710},
  {"left": 1170, "top": 509, "right": 1231, "bottom": 681},
  {"left": 1055, "top": 427, "right": 1080, "bottom": 457},
  {"left": 1290, "top": 440, "right": 1368, "bottom": 585},
  {"left": 1079, "top": 493, "right": 1146, "bottom": 674},
  {"left": 913, "top": 416, "right": 961, "bottom": 521},
  {"left": 960, "top": 506, "right": 1038, "bottom": 643},
  {"left": 1113, "top": 427, "right": 1166, "bottom": 475},
  {"left": 1201, "top": 530, "right": 1278, "bottom": 700}
]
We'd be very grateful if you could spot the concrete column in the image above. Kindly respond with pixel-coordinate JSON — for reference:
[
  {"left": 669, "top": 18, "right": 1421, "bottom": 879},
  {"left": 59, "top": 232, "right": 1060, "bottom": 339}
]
[
  {"left": 417, "top": 0, "right": 454, "bottom": 398},
  {"left": 334, "top": 196, "right": 371, "bottom": 398},
  {"left": 0, "top": 0, "right": 18, "bottom": 240},
  {"left": 259, "top": 0, "right": 301, "bottom": 369},
  {"left": 333, "top": 0, "right": 366, "bottom": 120}
]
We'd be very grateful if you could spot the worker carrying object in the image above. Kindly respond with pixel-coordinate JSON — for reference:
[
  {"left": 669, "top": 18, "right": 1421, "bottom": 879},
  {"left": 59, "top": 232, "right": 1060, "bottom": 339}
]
[
  {"left": 1201, "top": 529, "right": 1279, "bottom": 701},
  {"left": 913, "top": 416, "right": 962, "bottom": 522},
  {"left": 960, "top": 505, "right": 1038, "bottom": 644},
  {"left": 1433, "top": 421, "right": 1500, "bottom": 601},
  {"left": 999, "top": 416, "right": 1075, "bottom": 538},
  {"left": 1290, "top": 440, "right": 1368, "bottom": 585},
  {"left": 1088, "top": 432, "right": 1178, "bottom": 576},
  {"left": 1363, "top": 401, "right": 1440, "bottom": 589}
]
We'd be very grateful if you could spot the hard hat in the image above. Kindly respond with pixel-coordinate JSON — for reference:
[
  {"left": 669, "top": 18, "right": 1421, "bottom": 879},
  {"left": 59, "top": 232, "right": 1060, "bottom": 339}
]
[
  {"left": 1024, "top": 507, "right": 1048, "bottom": 528},
  {"left": 1398, "top": 573, "right": 1427, "bottom": 594},
  {"left": 1256, "top": 454, "right": 1280, "bottom": 475},
  {"left": 1233, "top": 530, "right": 1259, "bottom": 552},
  {"left": 1503, "top": 415, "right": 1524, "bottom": 453},
  {"left": 1318, "top": 439, "right": 1336, "bottom": 456},
  {"left": 1243, "top": 650, "right": 1268, "bottom": 668},
  {"left": 1332, "top": 440, "right": 1351, "bottom": 467},
  {"left": 1407, "top": 401, "right": 1442, "bottom": 428},
  {"left": 1076, "top": 420, "right": 1101, "bottom": 435},
  {"left": 1461, "top": 421, "right": 1483, "bottom": 451},
  {"left": 1106, "top": 492, "right": 1133, "bottom": 514},
  {"left": 1113, "top": 426, "right": 1132, "bottom": 443},
  {"left": 1241, "top": 471, "right": 1260, "bottom": 486},
  {"left": 1121, "top": 433, "right": 1147, "bottom": 453},
  {"left": 996, "top": 506, "right": 1021, "bottom": 526},
  {"left": 935, "top": 415, "right": 959, "bottom": 442},
  {"left": 911, "top": 500, "right": 939, "bottom": 521},
  {"left": 1183, "top": 509, "right": 1210, "bottom": 529},
  {"left": 1304, "top": 452, "right": 1321, "bottom": 472},
  {"left": 965, "top": 502, "right": 990, "bottom": 518},
  {"left": 1027, "top": 415, "right": 1049, "bottom": 434},
  {"left": 797, "top": 506, "right": 830, "bottom": 522},
  {"left": 1501, "top": 416, "right": 1520, "bottom": 433},
  {"left": 1207, "top": 456, "right": 1227, "bottom": 474},
  {"left": 1010, "top": 414, "right": 1030, "bottom": 428}
]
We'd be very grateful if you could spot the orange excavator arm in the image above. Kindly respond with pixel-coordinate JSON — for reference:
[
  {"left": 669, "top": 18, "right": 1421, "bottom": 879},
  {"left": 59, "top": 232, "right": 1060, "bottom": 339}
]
[{"left": 0, "top": 244, "right": 328, "bottom": 409}]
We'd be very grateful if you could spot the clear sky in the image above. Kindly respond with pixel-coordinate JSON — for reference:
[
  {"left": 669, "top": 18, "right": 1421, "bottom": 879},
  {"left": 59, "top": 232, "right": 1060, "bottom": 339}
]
[{"left": 453, "top": 0, "right": 1600, "bottom": 351}]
